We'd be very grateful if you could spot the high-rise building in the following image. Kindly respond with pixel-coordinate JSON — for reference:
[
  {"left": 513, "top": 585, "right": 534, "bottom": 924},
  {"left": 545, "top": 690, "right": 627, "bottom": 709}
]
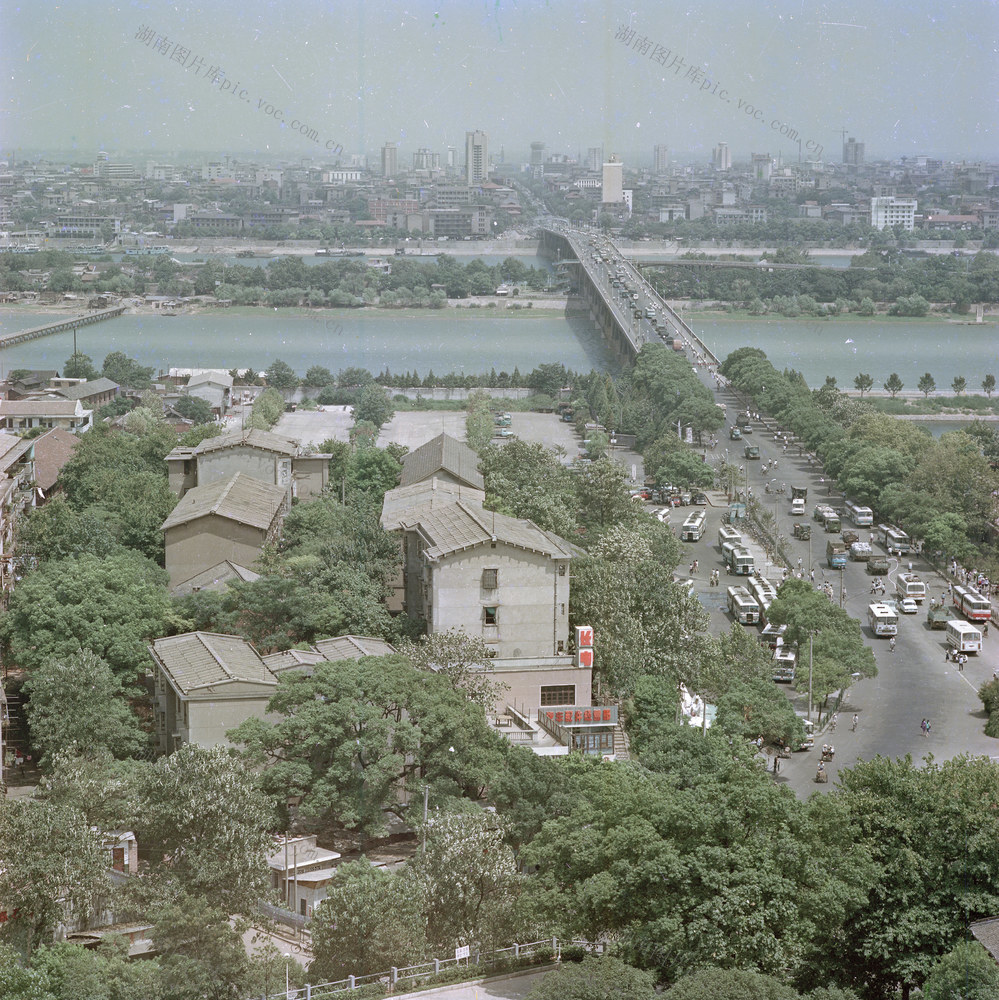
[
  {"left": 871, "top": 196, "right": 916, "bottom": 231},
  {"left": 712, "top": 142, "right": 731, "bottom": 171},
  {"left": 447, "top": 146, "right": 456, "bottom": 168},
  {"left": 751, "top": 153, "right": 772, "bottom": 182},
  {"left": 653, "top": 144, "right": 670, "bottom": 173},
  {"left": 843, "top": 137, "right": 865, "bottom": 165},
  {"left": 586, "top": 146, "right": 604, "bottom": 173},
  {"left": 465, "top": 130, "right": 488, "bottom": 185},
  {"left": 530, "top": 142, "right": 546, "bottom": 167},
  {"left": 413, "top": 148, "right": 440, "bottom": 171},
  {"left": 602, "top": 155, "right": 624, "bottom": 204},
  {"left": 381, "top": 143, "right": 398, "bottom": 178}
]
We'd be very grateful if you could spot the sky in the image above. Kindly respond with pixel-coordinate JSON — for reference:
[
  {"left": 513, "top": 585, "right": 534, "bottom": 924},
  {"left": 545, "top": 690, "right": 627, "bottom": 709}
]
[{"left": 1, "top": 0, "right": 997, "bottom": 165}]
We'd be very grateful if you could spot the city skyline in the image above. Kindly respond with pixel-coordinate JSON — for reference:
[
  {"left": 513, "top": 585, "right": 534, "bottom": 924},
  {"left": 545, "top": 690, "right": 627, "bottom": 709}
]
[{"left": 1, "top": 0, "right": 997, "bottom": 164}]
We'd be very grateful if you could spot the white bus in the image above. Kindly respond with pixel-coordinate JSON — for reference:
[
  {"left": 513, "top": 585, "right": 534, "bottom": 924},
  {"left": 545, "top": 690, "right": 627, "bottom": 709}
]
[
  {"left": 748, "top": 574, "right": 778, "bottom": 623},
  {"left": 946, "top": 620, "right": 982, "bottom": 654},
  {"left": 953, "top": 585, "right": 992, "bottom": 622},
  {"left": 868, "top": 602, "right": 899, "bottom": 637},
  {"left": 680, "top": 510, "right": 706, "bottom": 541},
  {"left": 727, "top": 585, "right": 761, "bottom": 624},
  {"left": 895, "top": 572, "right": 927, "bottom": 603},
  {"left": 722, "top": 542, "right": 755, "bottom": 575},
  {"left": 879, "top": 524, "right": 911, "bottom": 554},
  {"left": 845, "top": 500, "right": 874, "bottom": 526},
  {"left": 718, "top": 524, "right": 742, "bottom": 549}
]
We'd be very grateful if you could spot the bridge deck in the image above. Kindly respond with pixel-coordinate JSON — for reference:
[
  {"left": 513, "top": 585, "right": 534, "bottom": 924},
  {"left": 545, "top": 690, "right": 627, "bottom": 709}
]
[{"left": 0, "top": 306, "right": 126, "bottom": 348}]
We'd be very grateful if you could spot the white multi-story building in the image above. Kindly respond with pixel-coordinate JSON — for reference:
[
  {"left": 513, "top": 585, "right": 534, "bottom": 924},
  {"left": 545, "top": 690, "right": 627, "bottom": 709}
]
[
  {"left": 871, "top": 196, "right": 917, "bottom": 230},
  {"left": 465, "top": 130, "right": 488, "bottom": 185},
  {"left": 601, "top": 155, "right": 624, "bottom": 204}
]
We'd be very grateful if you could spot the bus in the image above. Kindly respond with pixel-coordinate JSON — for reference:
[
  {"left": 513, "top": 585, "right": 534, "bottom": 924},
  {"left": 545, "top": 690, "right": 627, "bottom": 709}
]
[
  {"left": 845, "top": 500, "right": 874, "bottom": 526},
  {"left": 868, "top": 602, "right": 899, "bottom": 637},
  {"left": 727, "top": 585, "right": 761, "bottom": 624},
  {"left": 946, "top": 620, "right": 983, "bottom": 654},
  {"left": 953, "top": 585, "right": 992, "bottom": 622},
  {"left": 748, "top": 574, "right": 778, "bottom": 622},
  {"left": 722, "top": 542, "right": 755, "bottom": 575},
  {"left": 718, "top": 524, "right": 742, "bottom": 549},
  {"left": 895, "top": 572, "right": 927, "bottom": 603},
  {"left": 879, "top": 524, "right": 911, "bottom": 554},
  {"left": 680, "top": 510, "right": 706, "bottom": 541}
]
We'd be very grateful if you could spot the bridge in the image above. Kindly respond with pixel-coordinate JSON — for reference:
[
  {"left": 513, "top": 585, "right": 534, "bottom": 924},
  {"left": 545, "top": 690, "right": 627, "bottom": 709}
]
[
  {"left": 0, "top": 306, "right": 126, "bottom": 349},
  {"left": 538, "top": 227, "right": 720, "bottom": 367}
]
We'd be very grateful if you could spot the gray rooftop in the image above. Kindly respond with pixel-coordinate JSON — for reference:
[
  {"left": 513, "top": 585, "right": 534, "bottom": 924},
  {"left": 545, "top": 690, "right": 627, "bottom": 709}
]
[
  {"left": 403, "top": 500, "right": 573, "bottom": 562},
  {"left": 172, "top": 560, "right": 261, "bottom": 596},
  {"left": 160, "top": 472, "right": 286, "bottom": 531},
  {"left": 399, "top": 433, "right": 484, "bottom": 490},
  {"left": 0, "top": 399, "right": 88, "bottom": 417},
  {"left": 52, "top": 377, "right": 118, "bottom": 400},
  {"left": 381, "top": 478, "right": 486, "bottom": 531},
  {"left": 194, "top": 427, "right": 299, "bottom": 458},
  {"left": 187, "top": 370, "right": 234, "bottom": 389},
  {"left": 149, "top": 631, "right": 277, "bottom": 696},
  {"left": 313, "top": 635, "right": 397, "bottom": 661}
]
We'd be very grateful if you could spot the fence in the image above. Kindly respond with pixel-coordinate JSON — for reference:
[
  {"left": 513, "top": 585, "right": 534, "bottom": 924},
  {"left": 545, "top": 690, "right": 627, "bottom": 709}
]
[{"left": 254, "top": 937, "right": 602, "bottom": 1000}]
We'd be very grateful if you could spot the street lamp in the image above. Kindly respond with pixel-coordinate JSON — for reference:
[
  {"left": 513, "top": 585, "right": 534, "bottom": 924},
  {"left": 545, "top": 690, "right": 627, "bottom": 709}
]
[{"left": 284, "top": 953, "right": 291, "bottom": 999}]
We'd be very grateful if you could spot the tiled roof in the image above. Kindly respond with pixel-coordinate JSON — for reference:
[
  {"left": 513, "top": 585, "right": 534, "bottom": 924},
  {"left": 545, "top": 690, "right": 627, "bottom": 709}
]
[
  {"left": 0, "top": 432, "right": 34, "bottom": 470},
  {"left": 313, "top": 635, "right": 397, "bottom": 661},
  {"left": 187, "top": 370, "right": 234, "bottom": 388},
  {"left": 399, "top": 433, "right": 484, "bottom": 490},
  {"left": 0, "top": 399, "right": 86, "bottom": 417},
  {"left": 263, "top": 648, "right": 329, "bottom": 674},
  {"left": 172, "top": 560, "right": 261, "bottom": 596},
  {"left": 160, "top": 472, "right": 286, "bottom": 531},
  {"left": 149, "top": 631, "right": 277, "bottom": 695},
  {"left": 53, "top": 377, "right": 118, "bottom": 400},
  {"left": 30, "top": 427, "right": 79, "bottom": 491},
  {"left": 194, "top": 427, "right": 298, "bottom": 457},
  {"left": 381, "top": 478, "right": 486, "bottom": 531},
  {"left": 266, "top": 836, "right": 340, "bottom": 872},
  {"left": 404, "top": 500, "right": 573, "bottom": 561},
  {"left": 971, "top": 917, "right": 999, "bottom": 962}
]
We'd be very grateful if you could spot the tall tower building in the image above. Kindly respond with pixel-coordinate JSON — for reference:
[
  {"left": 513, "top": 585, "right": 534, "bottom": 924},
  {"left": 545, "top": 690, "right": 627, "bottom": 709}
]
[
  {"left": 381, "top": 143, "right": 398, "bottom": 178},
  {"left": 843, "top": 137, "right": 865, "bottom": 166},
  {"left": 712, "top": 142, "right": 731, "bottom": 171},
  {"left": 602, "top": 155, "right": 624, "bottom": 204},
  {"left": 653, "top": 144, "right": 669, "bottom": 174},
  {"left": 751, "top": 153, "right": 772, "bottom": 182},
  {"left": 530, "top": 142, "right": 546, "bottom": 167},
  {"left": 586, "top": 146, "right": 604, "bottom": 173},
  {"left": 465, "top": 130, "right": 488, "bottom": 185}
]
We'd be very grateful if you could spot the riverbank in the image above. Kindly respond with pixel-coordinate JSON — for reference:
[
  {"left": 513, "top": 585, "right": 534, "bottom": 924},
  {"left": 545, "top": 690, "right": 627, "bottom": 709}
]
[{"left": 668, "top": 304, "right": 999, "bottom": 325}]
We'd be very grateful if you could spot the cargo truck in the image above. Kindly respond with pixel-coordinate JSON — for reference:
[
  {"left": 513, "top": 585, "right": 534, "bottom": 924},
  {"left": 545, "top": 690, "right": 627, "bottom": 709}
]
[
  {"left": 826, "top": 540, "right": 848, "bottom": 569},
  {"left": 867, "top": 554, "right": 890, "bottom": 575}
]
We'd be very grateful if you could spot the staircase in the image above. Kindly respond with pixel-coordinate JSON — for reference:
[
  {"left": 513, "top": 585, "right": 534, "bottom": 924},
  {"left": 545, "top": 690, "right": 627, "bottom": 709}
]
[{"left": 612, "top": 719, "right": 631, "bottom": 761}]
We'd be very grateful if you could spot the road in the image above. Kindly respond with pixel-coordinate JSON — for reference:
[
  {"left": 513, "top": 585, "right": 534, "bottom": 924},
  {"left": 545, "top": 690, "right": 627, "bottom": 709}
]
[
  {"left": 668, "top": 365, "right": 999, "bottom": 796},
  {"left": 392, "top": 969, "right": 548, "bottom": 1000}
]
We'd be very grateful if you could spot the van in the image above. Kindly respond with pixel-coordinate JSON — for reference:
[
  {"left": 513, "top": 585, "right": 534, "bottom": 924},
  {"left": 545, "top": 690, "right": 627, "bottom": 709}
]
[
  {"left": 790, "top": 497, "right": 805, "bottom": 517},
  {"left": 946, "top": 620, "right": 982, "bottom": 653}
]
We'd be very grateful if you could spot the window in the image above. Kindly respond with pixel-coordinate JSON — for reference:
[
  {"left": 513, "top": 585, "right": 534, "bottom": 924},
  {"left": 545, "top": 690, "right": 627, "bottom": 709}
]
[
  {"left": 540, "top": 685, "right": 575, "bottom": 707},
  {"left": 483, "top": 606, "right": 498, "bottom": 626},
  {"left": 558, "top": 563, "right": 567, "bottom": 576},
  {"left": 481, "top": 568, "right": 498, "bottom": 590}
]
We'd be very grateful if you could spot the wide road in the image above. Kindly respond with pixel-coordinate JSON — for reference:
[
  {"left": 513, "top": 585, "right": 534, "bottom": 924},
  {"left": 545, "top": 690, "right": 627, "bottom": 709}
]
[{"left": 669, "top": 362, "right": 999, "bottom": 797}]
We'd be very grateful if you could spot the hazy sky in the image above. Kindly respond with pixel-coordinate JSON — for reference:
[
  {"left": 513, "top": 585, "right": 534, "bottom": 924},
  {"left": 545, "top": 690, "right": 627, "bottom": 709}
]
[{"left": 2, "top": 0, "right": 997, "bottom": 165}]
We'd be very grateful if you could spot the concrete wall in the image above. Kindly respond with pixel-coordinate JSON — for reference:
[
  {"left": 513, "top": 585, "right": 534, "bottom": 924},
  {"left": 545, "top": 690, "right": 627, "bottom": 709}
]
[
  {"left": 198, "top": 446, "right": 288, "bottom": 491},
  {"left": 428, "top": 543, "right": 569, "bottom": 658},
  {"left": 489, "top": 659, "right": 592, "bottom": 717},
  {"left": 164, "top": 515, "right": 266, "bottom": 589},
  {"left": 291, "top": 455, "right": 330, "bottom": 500}
]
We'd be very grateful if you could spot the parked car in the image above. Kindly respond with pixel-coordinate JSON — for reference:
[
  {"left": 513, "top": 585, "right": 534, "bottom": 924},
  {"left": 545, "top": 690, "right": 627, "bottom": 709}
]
[
  {"left": 900, "top": 597, "right": 918, "bottom": 614},
  {"left": 691, "top": 492, "right": 708, "bottom": 505}
]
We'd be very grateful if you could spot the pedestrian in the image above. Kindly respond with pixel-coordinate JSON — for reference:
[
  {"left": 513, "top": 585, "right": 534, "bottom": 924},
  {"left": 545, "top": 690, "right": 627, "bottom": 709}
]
[
  {"left": 984, "top": 622, "right": 989, "bottom": 638},
  {"left": 959, "top": 654, "right": 966, "bottom": 672},
  {"left": 925, "top": 719, "right": 932, "bottom": 737},
  {"left": 889, "top": 636, "right": 896, "bottom": 653},
  {"left": 921, "top": 718, "right": 927, "bottom": 735},
  {"left": 907, "top": 560, "right": 913, "bottom": 572},
  {"left": 810, "top": 569, "right": 815, "bottom": 582},
  {"left": 945, "top": 647, "right": 951, "bottom": 662}
]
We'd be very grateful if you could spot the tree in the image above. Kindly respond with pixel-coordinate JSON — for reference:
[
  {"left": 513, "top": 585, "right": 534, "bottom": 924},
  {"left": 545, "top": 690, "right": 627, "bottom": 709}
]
[
  {"left": 135, "top": 744, "right": 274, "bottom": 914},
  {"left": 922, "top": 940, "right": 999, "bottom": 1000},
  {"left": 526, "top": 955, "right": 657, "bottom": 1000},
  {"left": 464, "top": 393, "right": 495, "bottom": 454},
  {"left": 63, "top": 352, "right": 99, "bottom": 381},
  {"left": 264, "top": 358, "right": 298, "bottom": 390},
  {"left": 982, "top": 373, "right": 995, "bottom": 398},
  {"left": 173, "top": 394, "right": 215, "bottom": 424},
  {"left": 0, "top": 799, "right": 112, "bottom": 957},
  {"left": 853, "top": 373, "right": 874, "bottom": 397},
  {"left": 0, "top": 944, "right": 58, "bottom": 1000},
  {"left": 408, "top": 808, "right": 525, "bottom": 952},
  {"left": 310, "top": 861, "right": 425, "bottom": 981},
  {"left": 101, "top": 351, "right": 153, "bottom": 389},
  {"left": 714, "top": 677, "right": 806, "bottom": 746},
  {"left": 918, "top": 372, "right": 937, "bottom": 398},
  {"left": 663, "top": 968, "right": 799, "bottom": 1000},
  {"left": 29, "top": 939, "right": 164, "bottom": 1000},
  {"left": 576, "top": 457, "right": 637, "bottom": 533},
  {"left": 353, "top": 383, "right": 395, "bottom": 429},
  {"left": 883, "top": 373, "right": 904, "bottom": 398},
  {"left": 304, "top": 364, "right": 335, "bottom": 387},
  {"left": 399, "top": 628, "right": 506, "bottom": 709},
  {"left": 1, "top": 550, "right": 172, "bottom": 681},
  {"left": 950, "top": 375, "right": 967, "bottom": 396},
  {"left": 23, "top": 650, "right": 149, "bottom": 769}
]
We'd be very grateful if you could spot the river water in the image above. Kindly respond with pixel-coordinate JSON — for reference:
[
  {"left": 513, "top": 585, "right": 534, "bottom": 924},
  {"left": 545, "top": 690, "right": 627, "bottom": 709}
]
[{"left": 1, "top": 305, "right": 995, "bottom": 390}]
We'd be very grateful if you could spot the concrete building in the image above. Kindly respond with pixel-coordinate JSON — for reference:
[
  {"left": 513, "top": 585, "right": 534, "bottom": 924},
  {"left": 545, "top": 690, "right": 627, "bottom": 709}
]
[
  {"left": 530, "top": 142, "right": 546, "bottom": 167},
  {"left": 871, "top": 196, "right": 917, "bottom": 231},
  {"left": 0, "top": 399, "right": 92, "bottom": 435},
  {"left": 160, "top": 472, "right": 288, "bottom": 590},
  {"left": 268, "top": 835, "right": 342, "bottom": 919},
  {"left": 712, "top": 142, "right": 731, "bottom": 171},
  {"left": 653, "top": 144, "right": 670, "bottom": 174},
  {"left": 751, "top": 153, "right": 773, "bottom": 182},
  {"left": 51, "top": 377, "right": 119, "bottom": 411},
  {"left": 601, "top": 155, "right": 624, "bottom": 204},
  {"left": 149, "top": 631, "right": 279, "bottom": 753},
  {"left": 381, "top": 143, "right": 398, "bottom": 179},
  {"left": 399, "top": 432, "right": 485, "bottom": 491},
  {"left": 184, "top": 370, "right": 233, "bottom": 416},
  {"left": 465, "top": 130, "right": 489, "bottom": 185},
  {"left": 843, "top": 137, "right": 865, "bottom": 165},
  {"left": 165, "top": 428, "right": 330, "bottom": 503}
]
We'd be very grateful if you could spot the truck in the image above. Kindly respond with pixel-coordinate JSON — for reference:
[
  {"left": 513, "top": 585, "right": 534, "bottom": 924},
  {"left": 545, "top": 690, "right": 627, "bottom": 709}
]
[
  {"left": 790, "top": 490, "right": 806, "bottom": 517},
  {"left": 867, "top": 554, "right": 890, "bottom": 575},
  {"left": 841, "top": 528, "right": 860, "bottom": 546},
  {"left": 730, "top": 426, "right": 742, "bottom": 440},
  {"left": 793, "top": 521, "right": 811, "bottom": 541},
  {"left": 850, "top": 541, "right": 872, "bottom": 562},
  {"left": 791, "top": 486, "right": 808, "bottom": 505},
  {"left": 927, "top": 604, "right": 959, "bottom": 630},
  {"left": 826, "top": 540, "right": 848, "bottom": 569},
  {"left": 744, "top": 444, "right": 760, "bottom": 460}
]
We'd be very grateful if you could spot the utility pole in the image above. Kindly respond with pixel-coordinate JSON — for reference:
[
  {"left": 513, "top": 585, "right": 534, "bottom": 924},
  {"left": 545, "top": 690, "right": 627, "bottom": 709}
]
[{"left": 808, "top": 632, "right": 814, "bottom": 723}]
